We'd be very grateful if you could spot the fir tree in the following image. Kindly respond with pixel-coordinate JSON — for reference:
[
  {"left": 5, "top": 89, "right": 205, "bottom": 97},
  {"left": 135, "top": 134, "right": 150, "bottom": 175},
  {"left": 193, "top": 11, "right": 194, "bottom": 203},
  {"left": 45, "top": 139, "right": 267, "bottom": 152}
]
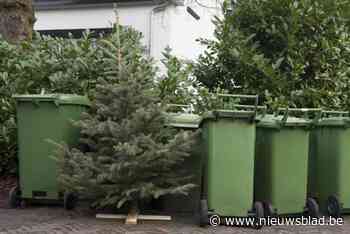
[{"left": 55, "top": 36, "right": 200, "bottom": 211}]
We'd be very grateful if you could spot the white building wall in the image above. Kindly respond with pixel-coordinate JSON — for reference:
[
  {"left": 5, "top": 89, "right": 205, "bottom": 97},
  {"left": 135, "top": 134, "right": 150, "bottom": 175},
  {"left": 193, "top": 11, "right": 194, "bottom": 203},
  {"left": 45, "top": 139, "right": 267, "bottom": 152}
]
[
  {"left": 167, "top": 0, "right": 221, "bottom": 61},
  {"left": 34, "top": 6, "right": 154, "bottom": 46},
  {"left": 34, "top": 1, "right": 222, "bottom": 66},
  {"left": 34, "top": 8, "right": 115, "bottom": 30}
]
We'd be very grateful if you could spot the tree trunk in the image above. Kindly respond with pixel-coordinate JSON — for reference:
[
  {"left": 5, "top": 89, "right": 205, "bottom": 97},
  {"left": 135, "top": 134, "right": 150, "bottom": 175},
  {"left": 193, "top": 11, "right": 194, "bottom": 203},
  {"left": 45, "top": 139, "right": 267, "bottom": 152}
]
[{"left": 0, "top": 0, "right": 35, "bottom": 43}]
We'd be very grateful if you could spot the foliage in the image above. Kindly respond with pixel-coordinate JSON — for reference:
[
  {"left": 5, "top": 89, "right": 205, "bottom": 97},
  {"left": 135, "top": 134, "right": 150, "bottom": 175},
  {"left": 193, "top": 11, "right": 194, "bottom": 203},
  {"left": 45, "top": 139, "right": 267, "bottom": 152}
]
[
  {"left": 0, "top": 27, "right": 145, "bottom": 175},
  {"left": 194, "top": 0, "right": 350, "bottom": 110},
  {"left": 156, "top": 47, "right": 226, "bottom": 113},
  {"left": 157, "top": 47, "right": 195, "bottom": 105},
  {"left": 53, "top": 49, "right": 199, "bottom": 209}
]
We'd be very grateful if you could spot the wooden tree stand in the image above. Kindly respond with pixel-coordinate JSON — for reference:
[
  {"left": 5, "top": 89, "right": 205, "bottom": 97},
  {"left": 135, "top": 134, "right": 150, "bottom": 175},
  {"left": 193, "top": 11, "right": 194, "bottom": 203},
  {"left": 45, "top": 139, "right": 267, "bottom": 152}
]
[{"left": 96, "top": 202, "right": 171, "bottom": 225}]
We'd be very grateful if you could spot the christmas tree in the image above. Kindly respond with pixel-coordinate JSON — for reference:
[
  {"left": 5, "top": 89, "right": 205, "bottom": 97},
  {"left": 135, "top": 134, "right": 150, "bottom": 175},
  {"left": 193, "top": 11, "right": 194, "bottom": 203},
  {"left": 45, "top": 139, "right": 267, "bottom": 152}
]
[{"left": 54, "top": 29, "right": 200, "bottom": 211}]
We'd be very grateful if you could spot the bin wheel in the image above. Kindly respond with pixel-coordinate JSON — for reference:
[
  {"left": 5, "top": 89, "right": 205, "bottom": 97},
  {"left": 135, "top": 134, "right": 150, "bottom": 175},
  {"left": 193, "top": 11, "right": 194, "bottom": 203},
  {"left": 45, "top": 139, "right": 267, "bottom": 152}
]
[
  {"left": 64, "top": 192, "right": 78, "bottom": 210},
  {"left": 327, "top": 195, "right": 341, "bottom": 218},
  {"left": 9, "top": 186, "right": 21, "bottom": 208},
  {"left": 263, "top": 202, "right": 275, "bottom": 217},
  {"left": 305, "top": 197, "right": 320, "bottom": 218},
  {"left": 253, "top": 201, "right": 264, "bottom": 229},
  {"left": 199, "top": 199, "right": 208, "bottom": 227}
]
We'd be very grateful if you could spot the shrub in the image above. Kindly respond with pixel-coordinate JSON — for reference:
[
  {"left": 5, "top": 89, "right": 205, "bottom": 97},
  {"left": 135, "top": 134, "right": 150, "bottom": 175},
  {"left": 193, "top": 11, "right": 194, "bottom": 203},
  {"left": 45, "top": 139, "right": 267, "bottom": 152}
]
[
  {"left": 157, "top": 47, "right": 225, "bottom": 113},
  {"left": 194, "top": 0, "right": 350, "bottom": 109}
]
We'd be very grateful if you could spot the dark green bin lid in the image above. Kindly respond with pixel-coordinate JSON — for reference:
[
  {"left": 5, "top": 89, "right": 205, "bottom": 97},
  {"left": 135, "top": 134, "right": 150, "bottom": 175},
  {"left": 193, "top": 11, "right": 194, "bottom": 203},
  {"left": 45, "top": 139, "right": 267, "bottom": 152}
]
[
  {"left": 314, "top": 111, "right": 350, "bottom": 127},
  {"left": 257, "top": 114, "right": 311, "bottom": 128},
  {"left": 12, "top": 94, "right": 91, "bottom": 107},
  {"left": 165, "top": 113, "right": 201, "bottom": 129},
  {"left": 316, "top": 117, "right": 350, "bottom": 127}
]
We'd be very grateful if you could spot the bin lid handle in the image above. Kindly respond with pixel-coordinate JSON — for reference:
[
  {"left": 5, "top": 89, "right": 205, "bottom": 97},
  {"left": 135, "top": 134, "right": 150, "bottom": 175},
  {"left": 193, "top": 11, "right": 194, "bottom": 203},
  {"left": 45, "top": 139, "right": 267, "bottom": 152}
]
[
  {"left": 166, "top": 104, "right": 193, "bottom": 114},
  {"left": 216, "top": 93, "right": 259, "bottom": 115},
  {"left": 276, "top": 108, "right": 322, "bottom": 126}
]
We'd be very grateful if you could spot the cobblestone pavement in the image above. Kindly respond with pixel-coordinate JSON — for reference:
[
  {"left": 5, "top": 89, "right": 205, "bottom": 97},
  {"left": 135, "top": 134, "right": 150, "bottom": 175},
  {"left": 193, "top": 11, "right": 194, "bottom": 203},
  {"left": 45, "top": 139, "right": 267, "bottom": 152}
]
[
  {"left": 0, "top": 177, "right": 16, "bottom": 209},
  {"left": 0, "top": 207, "right": 350, "bottom": 234}
]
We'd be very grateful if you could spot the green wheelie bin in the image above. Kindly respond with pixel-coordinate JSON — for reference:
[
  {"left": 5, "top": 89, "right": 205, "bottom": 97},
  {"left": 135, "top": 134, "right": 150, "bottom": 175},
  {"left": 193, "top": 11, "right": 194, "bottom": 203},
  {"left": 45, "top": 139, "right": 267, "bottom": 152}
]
[
  {"left": 9, "top": 94, "right": 90, "bottom": 209},
  {"left": 308, "top": 110, "right": 350, "bottom": 217},
  {"left": 255, "top": 108, "right": 320, "bottom": 218},
  {"left": 199, "top": 94, "right": 264, "bottom": 227},
  {"left": 161, "top": 104, "right": 202, "bottom": 213}
]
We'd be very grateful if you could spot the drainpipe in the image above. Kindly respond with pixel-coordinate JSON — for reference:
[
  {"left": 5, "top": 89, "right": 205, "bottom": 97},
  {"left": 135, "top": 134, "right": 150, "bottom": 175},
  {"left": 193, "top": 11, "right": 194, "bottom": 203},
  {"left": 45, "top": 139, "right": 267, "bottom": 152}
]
[
  {"left": 148, "top": 0, "right": 185, "bottom": 56},
  {"left": 148, "top": 0, "right": 169, "bottom": 56}
]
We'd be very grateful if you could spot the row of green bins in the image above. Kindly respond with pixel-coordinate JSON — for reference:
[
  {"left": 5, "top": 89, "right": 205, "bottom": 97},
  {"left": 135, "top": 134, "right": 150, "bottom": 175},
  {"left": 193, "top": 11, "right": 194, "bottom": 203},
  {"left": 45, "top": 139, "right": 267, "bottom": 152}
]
[
  {"left": 162, "top": 105, "right": 202, "bottom": 213},
  {"left": 199, "top": 94, "right": 265, "bottom": 226},
  {"left": 9, "top": 94, "right": 90, "bottom": 209},
  {"left": 255, "top": 108, "right": 321, "bottom": 217},
  {"left": 11, "top": 93, "right": 350, "bottom": 220},
  {"left": 308, "top": 111, "right": 350, "bottom": 217}
]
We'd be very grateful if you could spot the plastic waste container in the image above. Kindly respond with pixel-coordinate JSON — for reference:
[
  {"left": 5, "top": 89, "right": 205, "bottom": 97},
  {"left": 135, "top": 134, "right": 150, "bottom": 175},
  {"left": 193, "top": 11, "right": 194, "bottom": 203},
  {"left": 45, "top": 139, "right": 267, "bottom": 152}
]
[
  {"left": 255, "top": 108, "right": 320, "bottom": 217},
  {"left": 199, "top": 94, "right": 264, "bottom": 227},
  {"left": 160, "top": 104, "right": 202, "bottom": 213},
  {"left": 9, "top": 94, "right": 90, "bottom": 209},
  {"left": 308, "top": 111, "right": 350, "bottom": 217}
]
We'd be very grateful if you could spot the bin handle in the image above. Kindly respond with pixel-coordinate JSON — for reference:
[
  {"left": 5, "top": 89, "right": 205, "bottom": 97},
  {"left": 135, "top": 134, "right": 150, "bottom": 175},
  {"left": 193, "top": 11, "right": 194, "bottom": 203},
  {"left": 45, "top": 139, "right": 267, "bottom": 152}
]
[
  {"left": 166, "top": 104, "right": 192, "bottom": 114},
  {"left": 31, "top": 95, "right": 61, "bottom": 107},
  {"left": 277, "top": 108, "right": 322, "bottom": 126},
  {"left": 217, "top": 94, "right": 259, "bottom": 114},
  {"left": 255, "top": 106, "right": 268, "bottom": 117}
]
